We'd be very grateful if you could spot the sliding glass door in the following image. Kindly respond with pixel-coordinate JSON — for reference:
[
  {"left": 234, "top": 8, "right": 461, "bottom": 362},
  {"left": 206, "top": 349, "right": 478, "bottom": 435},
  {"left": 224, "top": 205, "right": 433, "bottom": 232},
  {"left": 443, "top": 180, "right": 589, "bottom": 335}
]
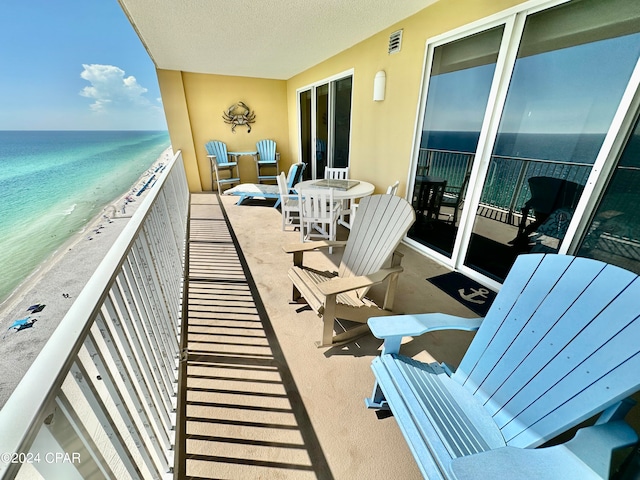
[
  {"left": 408, "top": 26, "right": 504, "bottom": 258},
  {"left": 298, "top": 72, "right": 353, "bottom": 180},
  {"left": 465, "top": 0, "right": 640, "bottom": 281},
  {"left": 409, "top": 0, "right": 640, "bottom": 285}
]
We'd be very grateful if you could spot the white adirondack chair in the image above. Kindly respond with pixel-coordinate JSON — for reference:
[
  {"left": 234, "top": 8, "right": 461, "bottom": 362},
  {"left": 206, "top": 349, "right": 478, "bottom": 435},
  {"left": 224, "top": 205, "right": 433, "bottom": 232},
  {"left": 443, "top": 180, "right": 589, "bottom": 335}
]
[{"left": 285, "top": 194, "right": 415, "bottom": 347}]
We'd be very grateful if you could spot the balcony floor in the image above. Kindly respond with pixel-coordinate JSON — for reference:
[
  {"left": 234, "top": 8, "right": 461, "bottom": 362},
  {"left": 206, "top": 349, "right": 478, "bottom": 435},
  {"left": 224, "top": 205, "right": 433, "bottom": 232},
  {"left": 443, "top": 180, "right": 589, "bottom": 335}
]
[{"left": 176, "top": 193, "right": 489, "bottom": 479}]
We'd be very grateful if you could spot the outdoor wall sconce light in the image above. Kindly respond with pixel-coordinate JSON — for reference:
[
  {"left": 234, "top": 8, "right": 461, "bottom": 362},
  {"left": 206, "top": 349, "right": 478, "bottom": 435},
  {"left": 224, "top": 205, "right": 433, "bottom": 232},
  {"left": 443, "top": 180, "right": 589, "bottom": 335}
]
[{"left": 373, "top": 70, "right": 386, "bottom": 101}]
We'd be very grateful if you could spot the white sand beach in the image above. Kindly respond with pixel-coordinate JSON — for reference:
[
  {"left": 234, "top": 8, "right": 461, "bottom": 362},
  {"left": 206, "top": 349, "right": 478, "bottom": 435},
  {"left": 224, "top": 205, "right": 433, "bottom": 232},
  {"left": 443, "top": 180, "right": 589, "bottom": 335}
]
[{"left": 0, "top": 147, "right": 174, "bottom": 408}]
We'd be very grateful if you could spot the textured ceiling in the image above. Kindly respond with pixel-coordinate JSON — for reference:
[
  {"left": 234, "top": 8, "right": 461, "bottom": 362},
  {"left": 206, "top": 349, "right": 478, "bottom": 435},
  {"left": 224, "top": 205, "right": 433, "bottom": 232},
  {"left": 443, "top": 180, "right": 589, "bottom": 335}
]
[{"left": 118, "top": 0, "right": 437, "bottom": 79}]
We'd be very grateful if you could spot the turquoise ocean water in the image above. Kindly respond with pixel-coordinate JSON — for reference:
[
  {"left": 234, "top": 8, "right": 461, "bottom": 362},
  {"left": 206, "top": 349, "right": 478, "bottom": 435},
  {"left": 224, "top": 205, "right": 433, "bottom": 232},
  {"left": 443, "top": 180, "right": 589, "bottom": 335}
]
[{"left": 0, "top": 130, "right": 171, "bottom": 304}]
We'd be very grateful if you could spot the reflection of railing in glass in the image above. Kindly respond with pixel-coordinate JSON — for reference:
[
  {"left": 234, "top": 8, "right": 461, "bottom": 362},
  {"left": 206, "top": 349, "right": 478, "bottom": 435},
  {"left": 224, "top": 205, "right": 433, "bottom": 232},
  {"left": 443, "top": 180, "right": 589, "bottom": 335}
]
[{"left": 418, "top": 147, "right": 590, "bottom": 224}]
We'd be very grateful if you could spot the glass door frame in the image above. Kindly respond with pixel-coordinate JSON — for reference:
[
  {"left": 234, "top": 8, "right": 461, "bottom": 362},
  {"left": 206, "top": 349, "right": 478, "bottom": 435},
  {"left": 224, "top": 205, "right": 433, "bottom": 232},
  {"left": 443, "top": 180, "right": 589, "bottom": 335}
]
[
  {"left": 405, "top": 0, "right": 640, "bottom": 291},
  {"left": 297, "top": 69, "right": 354, "bottom": 179}
]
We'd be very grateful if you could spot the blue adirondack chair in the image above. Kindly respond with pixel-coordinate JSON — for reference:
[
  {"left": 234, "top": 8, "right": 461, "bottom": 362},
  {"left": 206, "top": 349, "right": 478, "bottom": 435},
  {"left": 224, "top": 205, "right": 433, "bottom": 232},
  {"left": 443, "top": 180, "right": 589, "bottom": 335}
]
[
  {"left": 222, "top": 162, "right": 305, "bottom": 208},
  {"left": 366, "top": 254, "right": 640, "bottom": 479},
  {"left": 205, "top": 140, "right": 240, "bottom": 192},
  {"left": 254, "top": 139, "right": 280, "bottom": 183}
]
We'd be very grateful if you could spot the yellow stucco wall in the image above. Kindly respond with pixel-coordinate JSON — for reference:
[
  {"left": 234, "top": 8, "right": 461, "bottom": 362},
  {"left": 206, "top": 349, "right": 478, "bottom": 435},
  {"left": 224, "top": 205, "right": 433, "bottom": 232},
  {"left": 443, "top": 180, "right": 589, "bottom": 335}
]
[
  {"left": 285, "top": 0, "right": 526, "bottom": 196},
  {"left": 157, "top": 0, "right": 526, "bottom": 193},
  {"left": 157, "top": 71, "right": 289, "bottom": 191}
]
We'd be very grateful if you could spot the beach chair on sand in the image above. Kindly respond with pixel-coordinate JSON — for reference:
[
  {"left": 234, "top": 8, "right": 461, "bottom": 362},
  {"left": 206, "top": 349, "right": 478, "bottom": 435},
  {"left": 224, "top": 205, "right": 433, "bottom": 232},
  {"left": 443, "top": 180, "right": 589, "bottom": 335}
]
[
  {"left": 223, "top": 162, "right": 305, "bottom": 207},
  {"left": 366, "top": 253, "right": 640, "bottom": 480}
]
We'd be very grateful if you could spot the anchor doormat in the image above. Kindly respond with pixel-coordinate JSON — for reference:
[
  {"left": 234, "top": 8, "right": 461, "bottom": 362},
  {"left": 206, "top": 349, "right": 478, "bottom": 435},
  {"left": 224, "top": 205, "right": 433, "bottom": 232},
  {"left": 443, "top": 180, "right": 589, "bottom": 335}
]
[{"left": 427, "top": 272, "right": 497, "bottom": 317}]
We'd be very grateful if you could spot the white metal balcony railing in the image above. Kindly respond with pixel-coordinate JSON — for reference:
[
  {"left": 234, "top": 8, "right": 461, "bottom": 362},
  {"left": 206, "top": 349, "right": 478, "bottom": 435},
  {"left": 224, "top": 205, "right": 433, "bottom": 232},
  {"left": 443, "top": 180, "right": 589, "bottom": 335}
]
[
  {"left": 417, "top": 147, "right": 591, "bottom": 223},
  {"left": 0, "top": 151, "right": 189, "bottom": 480}
]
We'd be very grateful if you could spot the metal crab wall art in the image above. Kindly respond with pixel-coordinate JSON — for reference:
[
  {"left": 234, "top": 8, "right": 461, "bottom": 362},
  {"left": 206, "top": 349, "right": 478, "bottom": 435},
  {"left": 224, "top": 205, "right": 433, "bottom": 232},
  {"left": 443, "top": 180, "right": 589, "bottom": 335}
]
[{"left": 222, "top": 101, "right": 256, "bottom": 133}]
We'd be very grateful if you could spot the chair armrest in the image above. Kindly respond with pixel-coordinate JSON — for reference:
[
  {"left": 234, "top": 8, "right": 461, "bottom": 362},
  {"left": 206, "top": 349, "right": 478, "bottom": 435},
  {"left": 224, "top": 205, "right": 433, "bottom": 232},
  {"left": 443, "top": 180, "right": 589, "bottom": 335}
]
[
  {"left": 450, "top": 421, "right": 638, "bottom": 480},
  {"left": 316, "top": 266, "right": 404, "bottom": 296},
  {"left": 282, "top": 240, "right": 347, "bottom": 254},
  {"left": 368, "top": 313, "right": 483, "bottom": 355}
]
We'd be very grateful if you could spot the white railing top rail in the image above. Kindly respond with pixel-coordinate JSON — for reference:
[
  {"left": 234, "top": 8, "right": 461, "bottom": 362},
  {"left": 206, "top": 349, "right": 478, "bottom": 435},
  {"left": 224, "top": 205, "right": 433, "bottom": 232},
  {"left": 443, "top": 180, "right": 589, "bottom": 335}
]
[{"left": 0, "top": 150, "right": 186, "bottom": 476}]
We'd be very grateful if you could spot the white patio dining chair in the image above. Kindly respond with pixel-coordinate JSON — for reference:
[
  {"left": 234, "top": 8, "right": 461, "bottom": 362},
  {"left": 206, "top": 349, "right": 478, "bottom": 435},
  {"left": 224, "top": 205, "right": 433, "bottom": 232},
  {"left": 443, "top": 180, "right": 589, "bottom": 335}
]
[
  {"left": 352, "top": 180, "right": 400, "bottom": 224},
  {"left": 324, "top": 166, "right": 349, "bottom": 180},
  {"left": 324, "top": 166, "right": 351, "bottom": 226},
  {"left": 276, "top": 171, "right": 300, "bottom": 231},
  {"left": 298, "top": 187, "right": 341, "bottom": 252},
  {"left": 386, "top": 180, "right": 400, "bottom": 196}
]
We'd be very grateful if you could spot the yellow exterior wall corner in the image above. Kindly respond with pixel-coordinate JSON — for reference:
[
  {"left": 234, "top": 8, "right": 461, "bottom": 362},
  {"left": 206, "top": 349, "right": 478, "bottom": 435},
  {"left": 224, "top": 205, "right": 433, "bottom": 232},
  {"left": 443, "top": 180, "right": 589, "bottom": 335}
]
[{"left": 181, "top": 73, "right": 289, "bottom": 191}]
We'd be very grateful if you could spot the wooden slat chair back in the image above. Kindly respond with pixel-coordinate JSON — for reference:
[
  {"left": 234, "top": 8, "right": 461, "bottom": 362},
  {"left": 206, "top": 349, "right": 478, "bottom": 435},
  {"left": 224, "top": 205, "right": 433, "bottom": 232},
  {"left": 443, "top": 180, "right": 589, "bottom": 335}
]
[
  {"left": 205, "top": 140, "right": 231, "bottom": 165},
  {"left": 366, "top": 253, "right": 640, "bottom": 479},
  {"left": 256, "top": 139, "right": 278, "bottom": 161},
  {"left": 298, "top": 187, "right": 340, "bottom": 243},
  {"left": 454, "top": 254, "right": 640, "bottom": 447},
  {"left": 338, "top": 194, "right": 415, "bottom": 299},
  {"left": 324, "top": 167, "right": 351, "bottom": 224},
  {"left": 285, "top": 194, "right": 415, "bottom": 347},
  {"left": 324, "top": 166, "right": 349, "bottom": 179},
  {"left": 254, "top": 139, "right": 280, "bottom": 183}
]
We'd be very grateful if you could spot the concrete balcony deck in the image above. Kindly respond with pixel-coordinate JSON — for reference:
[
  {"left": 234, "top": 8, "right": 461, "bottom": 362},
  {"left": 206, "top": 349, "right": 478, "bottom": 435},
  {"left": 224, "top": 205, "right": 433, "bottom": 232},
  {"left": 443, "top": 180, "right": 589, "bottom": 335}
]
[{"left": 178, "top": 193, "right": 481, "bottom": 479}]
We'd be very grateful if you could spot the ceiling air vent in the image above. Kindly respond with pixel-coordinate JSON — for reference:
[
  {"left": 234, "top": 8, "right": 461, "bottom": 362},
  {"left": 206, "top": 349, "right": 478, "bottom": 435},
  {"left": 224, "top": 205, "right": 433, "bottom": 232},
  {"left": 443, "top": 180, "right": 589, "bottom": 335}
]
[{"left": 388, "top": 29, "right": 403, "bottom": 54}]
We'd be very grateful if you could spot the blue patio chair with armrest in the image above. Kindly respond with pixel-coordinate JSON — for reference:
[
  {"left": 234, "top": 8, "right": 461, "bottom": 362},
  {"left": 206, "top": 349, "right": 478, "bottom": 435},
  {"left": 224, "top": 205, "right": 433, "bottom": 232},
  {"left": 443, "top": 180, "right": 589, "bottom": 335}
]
[
  {"left": 205, "top": 140, "right": 240, "bottom": 192},
  {"left": 366, "top": 253, "right": 640, "bottom": 479},
  {"left": 223, "top": 162, "right": 305, "bottom": 207},
  {"left": 253, "top": 139, "right": 280, "bottom": 183}
]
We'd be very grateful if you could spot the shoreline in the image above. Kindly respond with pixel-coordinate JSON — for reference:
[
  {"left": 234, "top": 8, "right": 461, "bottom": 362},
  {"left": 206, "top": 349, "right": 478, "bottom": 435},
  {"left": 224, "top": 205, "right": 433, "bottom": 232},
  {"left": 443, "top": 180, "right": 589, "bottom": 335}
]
[{"left": 0, "top": 147, "right": 173, "bottom": 408}]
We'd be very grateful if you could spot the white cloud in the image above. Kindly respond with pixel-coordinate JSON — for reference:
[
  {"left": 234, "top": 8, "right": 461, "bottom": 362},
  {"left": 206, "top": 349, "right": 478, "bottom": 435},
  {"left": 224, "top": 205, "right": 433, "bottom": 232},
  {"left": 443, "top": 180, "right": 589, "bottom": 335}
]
[{"left": 79, "top": 64, "right": 151, "bottom": 113}]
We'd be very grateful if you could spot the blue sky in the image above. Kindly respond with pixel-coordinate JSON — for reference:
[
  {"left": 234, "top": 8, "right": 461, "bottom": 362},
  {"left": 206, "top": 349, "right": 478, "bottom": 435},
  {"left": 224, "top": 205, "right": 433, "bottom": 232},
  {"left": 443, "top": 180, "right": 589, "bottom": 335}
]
[
  {"left": 424, "top": 32, "right": 640, "bottom": 136},
  {"left": 0, "top": 0, "right": 166, "bottom": 130}
]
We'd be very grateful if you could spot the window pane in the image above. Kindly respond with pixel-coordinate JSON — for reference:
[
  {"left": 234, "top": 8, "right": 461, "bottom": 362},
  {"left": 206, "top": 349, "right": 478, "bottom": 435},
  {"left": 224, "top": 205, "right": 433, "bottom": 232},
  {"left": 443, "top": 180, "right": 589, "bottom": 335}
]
[
  {"left": 577, "top": 116, "right": 640, "bottom": 273},
  {"left": 315, "top": 84, "right": 329, "bottom": 178},
  {"left": 299, "top": 90, "right": 312, "bottom": 180},
  {"left": 332, "top": 77, "right": 352, "bottom": 169},
  {"left": 408, "top": 26, "right": 504, "bottom": 257},
  {"left": 465, "top": 0, "right": 640, "bottom": 282}
]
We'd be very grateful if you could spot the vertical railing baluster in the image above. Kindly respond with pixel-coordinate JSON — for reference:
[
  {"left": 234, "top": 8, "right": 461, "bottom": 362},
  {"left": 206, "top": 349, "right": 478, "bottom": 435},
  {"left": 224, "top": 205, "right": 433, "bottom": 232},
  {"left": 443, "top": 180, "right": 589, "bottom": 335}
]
[
  {"left": 125, "top": 247, "right": 177, "bottom": 403},
  {"left": 99, "top": 294, "right": 173, "bottom": 451},
  {"left": 115, "top": 269, "right": 174, "bottom": 430}
]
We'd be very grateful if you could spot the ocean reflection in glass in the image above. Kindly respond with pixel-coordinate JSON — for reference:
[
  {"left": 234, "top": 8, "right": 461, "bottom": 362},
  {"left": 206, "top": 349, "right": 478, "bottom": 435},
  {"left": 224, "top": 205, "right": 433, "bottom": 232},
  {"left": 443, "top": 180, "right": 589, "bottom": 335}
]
[
  {"left": 464, "top": 0, "right": 640, "bottom": 282},
  {"left": 408, "top": 26, "right": 503, "bottom": 258}
]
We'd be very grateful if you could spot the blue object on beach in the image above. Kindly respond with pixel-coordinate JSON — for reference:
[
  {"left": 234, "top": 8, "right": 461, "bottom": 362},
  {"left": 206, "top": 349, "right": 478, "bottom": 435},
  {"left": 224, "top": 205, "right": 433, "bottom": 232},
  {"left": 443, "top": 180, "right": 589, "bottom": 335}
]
[
  {"left": 27, "top": 303, "right": 45, "bottom": 313},
  {"left": 136, "top": 174, "right": 156, "bottom": 196},
  {"left": 3, "top": 316, "right": 37, "bottom": 338}
]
